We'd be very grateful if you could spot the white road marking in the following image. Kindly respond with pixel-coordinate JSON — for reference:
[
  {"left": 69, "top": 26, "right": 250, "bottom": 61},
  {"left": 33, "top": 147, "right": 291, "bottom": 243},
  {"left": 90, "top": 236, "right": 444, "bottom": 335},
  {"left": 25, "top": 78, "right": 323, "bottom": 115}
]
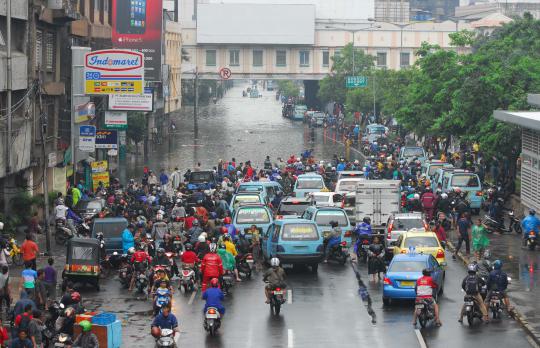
[
  {"left": 288, "top": 329, "right": 294, "bottom": 348},
  {"left": 415, "top": 329, "right": 427, "bottom": 348},
  {"left": 188, "top": 291, "right": 196, "bottom": 305},
  {"left": 288, "top": 289, "right": 293, "bottom": 304}
]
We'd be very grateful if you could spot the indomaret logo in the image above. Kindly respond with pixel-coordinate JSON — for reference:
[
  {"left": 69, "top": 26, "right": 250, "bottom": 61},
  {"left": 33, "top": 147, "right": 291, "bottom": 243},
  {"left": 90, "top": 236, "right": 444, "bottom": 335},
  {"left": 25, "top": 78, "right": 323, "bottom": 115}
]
[{"left": 85, "top": 50, "right": 143, "bottom": 72}]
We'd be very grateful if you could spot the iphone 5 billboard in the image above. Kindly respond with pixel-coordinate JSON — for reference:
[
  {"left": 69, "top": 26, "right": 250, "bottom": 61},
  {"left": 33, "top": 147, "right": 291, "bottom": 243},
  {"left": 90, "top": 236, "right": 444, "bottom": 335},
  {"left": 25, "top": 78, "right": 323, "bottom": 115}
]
[{"left": 112, "top": 0, "right": 162, "bottom": 81}]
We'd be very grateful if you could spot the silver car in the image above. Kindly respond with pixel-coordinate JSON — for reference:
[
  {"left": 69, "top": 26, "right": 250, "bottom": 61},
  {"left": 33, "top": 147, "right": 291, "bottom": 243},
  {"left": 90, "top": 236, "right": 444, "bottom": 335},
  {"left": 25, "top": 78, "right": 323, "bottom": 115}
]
[{"left": 385, "top": 213, "right": 426, "bottom": 251}]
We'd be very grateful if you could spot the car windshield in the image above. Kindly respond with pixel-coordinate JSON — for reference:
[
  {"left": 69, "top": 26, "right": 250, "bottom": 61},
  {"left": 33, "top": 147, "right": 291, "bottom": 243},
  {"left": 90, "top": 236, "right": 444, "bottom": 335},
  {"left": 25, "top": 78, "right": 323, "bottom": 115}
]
[
  {"left": 190, "top": 172, "right": 213, "bottom": 183},
  {"left": 296, "top": 178, "right": 324, "bottom": 189},
  {"left": 368, "top": 126, "right": 386, "bottom": 134},
  {"left": 451, "top": 174, "right": 480, "bottom": 188},
  {"left": 281, "top": 223, "right": 318, "bottom": 241},
  {"left": 428, "top": 165, "right": 445, "bottom": 176},
  {"left": 403, "top": 148, "right": 424, "bottom": 157},
  {"left": 93, "top": 221, "right": 127, "bottom": 239},
  {"left": 390, "top": 261, "right": 426, "bottom": 272},
  {"left": 315, "top": 210, "right": 348, "bottom": 226},
  {"left": 238, "top": 186, "right": 263, "bottom": 193},
  {"left": 86, "top": 201, "right": 102, "bottom": 210},
  {"left": 233, "top": 195, "right": 260, "bottom": 206},
  {"left": 278, "top": 202, "right": 310, "bottom": 215},
  {"left": 393, "top": 218, "right": 424, "bottom": 231},
  {"left": 404, "top": 236, "right": 439, "bottom": 248},
  {"left": 337, "top": 180, "right": 360, "bottom": 192},
  {"left": 71, "top": 246, "right": 96, "bottom": 261},
  {"left": 236, "top": 207, "right": 270, "bottom": 224}
]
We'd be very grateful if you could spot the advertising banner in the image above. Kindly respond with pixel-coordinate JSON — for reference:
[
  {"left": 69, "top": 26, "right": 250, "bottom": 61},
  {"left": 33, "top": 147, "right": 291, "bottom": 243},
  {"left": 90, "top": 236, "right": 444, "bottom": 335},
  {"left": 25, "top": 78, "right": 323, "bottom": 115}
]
[
  {"left": 104, "top": 111, "right": 128, "bottom": 129},
  {"left": 90, "top": 160, "right": 108, "bottom": 173},
  {"left": 84, "top": 49, "right": 144, "bottom": 95},
  {"left": 95, "top": 130, "right": 118, "bottom": 149},
  {"left": 79, "top": 125, "right": 96, "bottom": 152},
  {"left": 112, "top": 0, "right": 163, "bottom": 81},
  {"left": 108, "top": 87, "right": 153, "bottom": 111},
  {"left": 75, "top": 102, "right": 96, "bottom": 123},
  {"left": 92, "top": 172, "right": 110, "bottom": 191}
]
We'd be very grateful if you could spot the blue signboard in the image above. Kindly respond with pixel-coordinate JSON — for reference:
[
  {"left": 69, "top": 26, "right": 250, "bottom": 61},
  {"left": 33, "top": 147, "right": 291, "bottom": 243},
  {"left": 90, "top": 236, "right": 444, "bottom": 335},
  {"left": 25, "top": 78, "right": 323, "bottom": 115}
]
[
  {"left": 95, "top": 130, "right": 118, "bottom": 149},
  {"left": 79, "top": 125, "right": 96, "bottom": 152}
]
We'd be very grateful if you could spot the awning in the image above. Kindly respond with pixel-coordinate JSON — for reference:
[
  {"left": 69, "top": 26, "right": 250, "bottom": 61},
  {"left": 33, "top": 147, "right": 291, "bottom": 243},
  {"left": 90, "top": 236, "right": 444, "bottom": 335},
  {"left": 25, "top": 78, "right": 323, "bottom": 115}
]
[{"left": 493, "top": 110, "right": 540, "bottom": 131}]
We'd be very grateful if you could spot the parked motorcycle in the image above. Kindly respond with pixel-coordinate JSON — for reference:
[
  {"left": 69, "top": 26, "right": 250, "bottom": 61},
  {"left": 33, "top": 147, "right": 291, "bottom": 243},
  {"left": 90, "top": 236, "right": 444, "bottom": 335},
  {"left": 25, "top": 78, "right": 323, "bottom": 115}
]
[
  {"left": 415, "top": 298, "right": 435, "bottom": 328},
  {"left": 203, "top": 307, "right": 222, "bottom": 336},
  {"left": 482, "top": 214, "right": 510, "bottom": 234},
  {"left": 327, "top": 241, "right": 349, "bottom": 265},
  {"left": 508, "top": 211, "right": 522, "bottom": 235},
  {"left": 463, "top": 294, "right": 483, "bottom": 326}
]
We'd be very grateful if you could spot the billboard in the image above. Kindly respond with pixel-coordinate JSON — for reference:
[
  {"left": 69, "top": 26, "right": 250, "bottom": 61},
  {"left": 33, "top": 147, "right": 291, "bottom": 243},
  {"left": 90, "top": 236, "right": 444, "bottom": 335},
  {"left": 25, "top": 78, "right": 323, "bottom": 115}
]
[
  {"left": 84, "top": 50, "right": 144, "bottom": 95},
  {"left": 95, "top": 130, "right": 118, "bottom": 149},
  {"left": 79, "top": 125, "right": 96, "bottom": 152},
  {"left": 104, "top": 111, "right": 128, "bottom": 129},
  {"left": 109, "top": 87, "right": 153, "bottom": 111},
  {"left": 112, "top": 0, "right": 163, "bottom": 81}
]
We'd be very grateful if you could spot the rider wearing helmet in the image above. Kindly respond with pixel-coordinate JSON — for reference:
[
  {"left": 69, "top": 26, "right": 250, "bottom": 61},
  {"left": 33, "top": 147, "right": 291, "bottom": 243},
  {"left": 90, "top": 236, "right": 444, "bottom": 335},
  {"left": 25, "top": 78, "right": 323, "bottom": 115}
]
[
  {"left": 203, "top": 278, "right": 225, "bottom": 316},
  {"left": 194, "top": 235, "right": 210, "bottom": 259},
  {"left": 521, "top": 209, "right": 540, "bottom": 246},
  {"left": 459, "top": 263, "right": 489, "bottom": 323},
  {"left": 263, "top": 257, "right": 286, "bottom": 304},
  {"left": 152, "top": 248, "right": 169, "bottom": 268},
  {"left": 200, "top": 243, "right": 223, "bottom": 292},
  {"left": 223, "top": 216, "right": 238, "bottom": 240},
  {"left": 324, "top": 221, "right": 342, "bottom": 262},
  {"left": 413, "top": 268, "right": 442, "bottom": 326},
  {"left": 217, "top": 243, "right": 239, "bottom": 281},
  {"left": 180, "top": 243, "right": 199, "bottom": 269},
  {"left": 354, "top": 217, "right": 372, "bottom": 255},
  {"left": 486, "top": 260, "right": 513, "bottom": 312},
  {"left": 73, "top": 320, "right": 99, "bottom": 348}
]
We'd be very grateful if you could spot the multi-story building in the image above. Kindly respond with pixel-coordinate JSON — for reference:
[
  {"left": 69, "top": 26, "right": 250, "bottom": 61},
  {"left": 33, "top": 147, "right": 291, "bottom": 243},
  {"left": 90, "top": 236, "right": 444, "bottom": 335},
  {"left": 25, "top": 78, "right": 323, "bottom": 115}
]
[
  {"left": 375, "top": 0, "right": 411, "bottom": 23},
  {"left": 455, "top": 0, "right": 540, "bottom": 20},
  {"left": 164, "top": 20, "right": 183, "bottom": 115}
]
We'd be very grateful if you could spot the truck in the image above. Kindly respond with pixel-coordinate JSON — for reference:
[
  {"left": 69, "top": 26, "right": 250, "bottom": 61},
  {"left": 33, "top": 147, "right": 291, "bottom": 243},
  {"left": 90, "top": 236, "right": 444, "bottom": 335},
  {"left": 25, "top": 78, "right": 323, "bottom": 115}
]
[{"left": 355, "top": 180, "right": 401, "bottom": 235}]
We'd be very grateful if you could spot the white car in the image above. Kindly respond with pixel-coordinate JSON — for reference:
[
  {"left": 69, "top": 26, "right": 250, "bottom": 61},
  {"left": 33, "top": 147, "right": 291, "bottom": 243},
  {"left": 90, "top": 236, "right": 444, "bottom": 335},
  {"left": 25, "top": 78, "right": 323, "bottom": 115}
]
[{"left": 308, "top": 192, "right": 343, "bottom": 207}]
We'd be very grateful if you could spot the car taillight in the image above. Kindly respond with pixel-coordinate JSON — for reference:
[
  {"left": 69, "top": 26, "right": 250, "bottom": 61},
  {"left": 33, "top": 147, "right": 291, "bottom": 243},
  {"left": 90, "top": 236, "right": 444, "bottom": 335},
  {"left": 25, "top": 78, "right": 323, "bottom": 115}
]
[
  {"left": 383, "top": 277, "right": 393, "bottom": 285},
  {"left": 424, "top": 222, "right": 428, "bottom": 230},
  {"left": 344, "top": 230, "right": 352, "bottom": 237},
  {"left": 276, "top": 215, "right": 283, "bottom": 220},
  {"left": 436, "top": 249, "right": 445, "bottom": 259},
  {"left": 275, "top": 288, "right": 281, "bottom": 292},
  {"left": 208, "top": 308, "right": 216, "bottom": 314},
  {"left": 400, "top": 250, "right": 407, "bottom": 254},
  {"left": 387, "top": 224, "right": 393, "bottom": 239},
  {"left": 529, "top": 231, "right": 536, "bottom": 236},
  {"left": 362, "top": 240, "right": 369, "bottom": 245}
]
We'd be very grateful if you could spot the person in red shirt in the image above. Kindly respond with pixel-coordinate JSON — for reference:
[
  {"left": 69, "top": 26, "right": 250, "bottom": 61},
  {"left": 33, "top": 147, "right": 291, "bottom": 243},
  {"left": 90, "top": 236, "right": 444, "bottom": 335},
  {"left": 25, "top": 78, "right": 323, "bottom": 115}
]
[
  {"left": 0, "top": 317, "right": 8, "bottom": 346},
  {"left": 420, "top": 189, "right": 436, "bottom": 221},
  {"left": 181, "top": 243, "right": 199, "bottom": 267},
  {"left": 200, "top": 243, "right": 223, "bottom": 292},
  {"left": 413, "top": 268, "right": 442, "bottom": 326},
  {"left": 430, "top": 221, "right": 447, "bottom": 246},
  {"left": 20, "top": 235, "right": 39, "bottom": 270},
  {"left": 129, "top": 247, "right": 152, "bottom": 291},
  {"left": 15, "top": 303, "right": 33, "bottom": 328}
]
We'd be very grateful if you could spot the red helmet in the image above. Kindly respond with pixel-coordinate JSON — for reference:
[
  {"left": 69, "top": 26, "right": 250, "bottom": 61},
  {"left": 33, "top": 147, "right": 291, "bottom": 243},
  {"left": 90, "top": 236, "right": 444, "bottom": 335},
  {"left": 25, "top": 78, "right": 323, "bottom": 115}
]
[
  {"left": 223, "top": 217, "right": 232, "bottom": 224},
  {"left": 151, "top": 327, "right": 161, "bottom": 338},
  {"left": 210, "top": 278, "right": 219, "bottom": 288},
  {"left": 220, "top": 226, "right": 228, "bottom": 234},
  {"left": 71, "top": 291, "right": 81, "bottom": 302}
]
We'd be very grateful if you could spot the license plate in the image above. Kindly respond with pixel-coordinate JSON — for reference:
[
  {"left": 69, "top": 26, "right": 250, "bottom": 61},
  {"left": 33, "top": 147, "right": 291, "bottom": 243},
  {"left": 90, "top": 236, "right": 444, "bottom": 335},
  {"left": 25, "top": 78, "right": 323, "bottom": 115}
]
[
  {"left": 464, "top": 301, "right": 474, "bottom": 306},
  {"left": 491, "top": 299, "right": 500, "bottom": 304},
  {"left": 206, "top": 314, "right": 218, "bottom": 319},
  {"left": 174, "top": 241, "right": 182, "bottom": 244},
  {"left": 415, "top": 304, "right": 424, "bottom": 309},
  {"left": 401, "top": 281, "right": 415, "bottom": 287},
  {"left": 273, "top": 290, "right": 283, "bottom": 295},
  {"left": 342, "top": 247, "right": 348, "bottom": 251},
  {"left": 362, "top": 245, "right": 369, "bottom": 249}
]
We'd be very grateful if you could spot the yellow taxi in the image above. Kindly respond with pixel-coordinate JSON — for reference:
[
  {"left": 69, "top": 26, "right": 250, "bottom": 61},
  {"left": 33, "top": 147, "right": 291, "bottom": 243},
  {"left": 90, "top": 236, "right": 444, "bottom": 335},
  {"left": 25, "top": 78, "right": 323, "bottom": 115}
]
[{"left": 391, "top": 230, "right": 446, "bottom": 266}]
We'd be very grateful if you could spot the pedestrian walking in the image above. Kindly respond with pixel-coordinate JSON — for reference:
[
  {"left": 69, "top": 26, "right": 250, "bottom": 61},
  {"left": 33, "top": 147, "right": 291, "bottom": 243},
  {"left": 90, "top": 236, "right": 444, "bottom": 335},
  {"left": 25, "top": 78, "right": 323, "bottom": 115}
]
[
  {"left": 28, "top": 309, "right": 45, "bottom": 348},
  {"left": 20, "top": 235, "right": 39, "bottom": 271},
  {"left": 160, "top": 169, "right": 169, "bottom": 192},
  {"left": 43, "top": 258, "right": 57, "bottom": 304},
  {"left": 20, "top": 263, "right": 37, "bottom": 300},
  {"left": 472, "top": 218, "right": 490, "bottom": 261},
  {"left": 34, "top": 270, "right": 47, "bottom": 310},
  {"left": 454, "top": 213, "right": 471, "bottom": 260}
]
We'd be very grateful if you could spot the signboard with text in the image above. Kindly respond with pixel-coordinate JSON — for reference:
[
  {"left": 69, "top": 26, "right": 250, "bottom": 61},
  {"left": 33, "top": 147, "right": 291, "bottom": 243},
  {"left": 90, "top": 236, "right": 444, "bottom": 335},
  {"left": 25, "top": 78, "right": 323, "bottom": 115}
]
[
  {"left": 346, "top": 76, "right": 368, "bottom": 88},
  {"left": 90, "top": 160, "right": 108, "bottom": 173},
  {"left": 84, "top": 49, "right": 144, "bottom": 95},
  {"left": 108, "top": 87, "right": 153, "bottom": 111},
  {"left": 92, "top": 172, "right": 110, "bottom": 191},
  {"left": 95, "top": 130, "right": 118, "bottom": 149},
  {"left": 104, "top": 111, "right": 128, "bottom": 129},
  {"left": 79, "top": 125, "right": 96, "bottom": 152},
  {"left": 75, "top": 102, "right": 96, "bottom": 123}
]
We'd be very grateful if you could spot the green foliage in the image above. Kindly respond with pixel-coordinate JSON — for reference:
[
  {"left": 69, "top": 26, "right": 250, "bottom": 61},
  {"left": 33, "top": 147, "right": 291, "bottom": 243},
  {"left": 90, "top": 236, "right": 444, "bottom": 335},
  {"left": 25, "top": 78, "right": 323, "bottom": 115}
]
[
  {"left": 449, "top": 30, "right": 476, "bottom": 47},
  {"left": 9, "top": 191, "right": 40, "bottom": 225},
  {"left": 127, "top": 112, "right": 146, "bottom": 146},
  {"left": 277, "top": 80, "right": 300, "bottom": 98}
]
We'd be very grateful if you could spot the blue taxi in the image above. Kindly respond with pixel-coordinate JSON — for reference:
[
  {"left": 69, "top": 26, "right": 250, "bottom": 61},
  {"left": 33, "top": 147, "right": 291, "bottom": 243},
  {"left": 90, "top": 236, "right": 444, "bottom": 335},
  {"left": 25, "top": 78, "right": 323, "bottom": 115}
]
[
  {"left": 232, "top": 203, "right": 273, "bottom": 240},
  {"left": 301, "top": 206, "right": 353, "bottom": 246},
  {"left": 293, "top": 173, "right": 326, "bottom": 198}
]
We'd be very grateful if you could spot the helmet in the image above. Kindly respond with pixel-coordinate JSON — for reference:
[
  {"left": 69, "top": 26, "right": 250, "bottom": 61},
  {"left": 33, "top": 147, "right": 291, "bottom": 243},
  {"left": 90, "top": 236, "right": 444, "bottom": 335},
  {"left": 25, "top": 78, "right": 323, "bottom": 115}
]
[
  {"left": 422, "top": 268, "right": 432, "bottom": 276},
  {"left": 185, "top": 243, "right": 192, "bottom": 251},
  {"left": 192, "top": 219, "right": 199, "bottom": 226},
  {"left": 157, "top": 248, "right": 165, "bottom": 254},
  {"left": 209, "top": 243, "right": 218, "bottom": 253},
  {"left": 530, "top": 209, "right": 536, "bottom": 216},
  {"left": 414, "top": 193, "right": 420, "bottom": 200},
  {"left": 151, "top": 326, "right": 161, "bottom": 338},
  {"left": 467, "top": 263, "right": 478, "bottom": 273},
  {"left": 127, "top": 247, "right": 135, "bottom": 255},
  {"left": 493, "top": 259, "right": 502, "bottom": 270},
  {"left": 363, "top": 217, "right": 371, "bottom": 224},
  {"left": 201, "top": 232, "right": 208, "bottom": 238},
  {"left": 57, "top": 198, "right": 64, "bottom": 205},
  {"left": 441, "top": 193, "right": 448, "bottom": 199},
  {"left": 223, "top": 233, "right": 231, "bottom": 241},
  {"left": 483, "top": 249, "right": 491, "bottom": 260},
  {"left": 270, "top": 257, "right": 280, "bottom": 267},
  {"left": 329, "top": 220, "right": 338, "bottom": 228},
  {"left": 71, "top": 292, "right": 81, "bottom": 303},
  {"left": 79, "top": 320, "right": 92, "bottom": 332},
  {"left": 220, "top": 227, "right": 228, "bottom": 234},
  {"left": 223, "top": 217, "right": 232, "bottom": 224},
  {"left": 210, "top": 278, "right": 219, "bottom": 288},
  {"left": 156, "top": 214, "right": 163, "bottom": 220},
  {"left": 198, "top": 235, "right": 206, "bottom": 243}
]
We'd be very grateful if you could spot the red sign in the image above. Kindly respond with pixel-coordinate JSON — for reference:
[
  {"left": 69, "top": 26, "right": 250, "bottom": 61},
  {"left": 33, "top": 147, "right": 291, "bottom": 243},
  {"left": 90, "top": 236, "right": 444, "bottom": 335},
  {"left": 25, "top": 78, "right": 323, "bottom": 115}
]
[{"left": 219, "top": 68, "right": 232, "bottom": 80}]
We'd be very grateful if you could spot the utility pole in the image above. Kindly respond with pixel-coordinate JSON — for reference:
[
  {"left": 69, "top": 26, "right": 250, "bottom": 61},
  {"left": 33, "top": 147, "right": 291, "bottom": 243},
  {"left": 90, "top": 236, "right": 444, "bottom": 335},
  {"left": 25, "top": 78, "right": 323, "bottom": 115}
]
[
  {"left": 70, "top": 51, "right": 77, "bottom": 187},
  {"left": 352, "top": 31, "right": 356, "bottom": 75},
  {"left": 193, "top": 67, "right": 199, "bottom": 138},
  {"left": 38, "top": 80, "right": 52, "bottom": 256},
  {"left": 373, "top": 71, "right": 376, "bottom": 122},
  {"left": 6, "top": 0, "right": 12, "bottom": 176}
]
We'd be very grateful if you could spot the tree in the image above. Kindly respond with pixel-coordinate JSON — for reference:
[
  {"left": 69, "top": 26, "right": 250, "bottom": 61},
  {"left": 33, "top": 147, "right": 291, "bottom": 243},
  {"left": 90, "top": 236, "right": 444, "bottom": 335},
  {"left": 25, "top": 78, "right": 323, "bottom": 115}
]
[
  {"left": 127, "top": 112, "right": 146, "bottom": 154},
  {"left": 277, "top": 80, "right": 300, "bottom": 98}
]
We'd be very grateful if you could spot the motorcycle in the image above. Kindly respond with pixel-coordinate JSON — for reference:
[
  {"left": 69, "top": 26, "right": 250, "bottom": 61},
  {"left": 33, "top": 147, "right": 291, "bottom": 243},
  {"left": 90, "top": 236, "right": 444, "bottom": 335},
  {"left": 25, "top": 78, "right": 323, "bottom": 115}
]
[
  {"left": 482, "top": 214, "right": 510, "bottom": 233},
  {"left": 203, "top": 307, "right": 221, "bottom": 336},
  {"left": 135, "top": 271, "right": 149, "bottom": 294},
  {"left": 118, "top": 261, "right": 133, "bottom": 289},
  {"left": 526, "top": 230, "right": 537, "bottom": 251},
  {"left": 55, "top": 219, "right": 73, "bottom": 245},
  {"left": 327, "top": 241, "right": 349, "bottom": 265},
  {"left": 179, "top": 267, "right": 196, "bottom": 293},
  {"left": 172, "top": 235, "right": 184, "bottom": 254},
  {"left": 43, "top": 301, "right": 63, "bottom": 347},
  {"left": 268, "top": 285, "right": 286, "bottom": 315},
  {"left": 356, "top": 236, "right": 371, "bottom": 263},
  {"left": 236, "top": 253, "right": 252, "bottom": 279},
  {"left": 153, "top": 288, "right": 171, "bottom": 316},
  {"left": 52, "top": 333, "right": 72, "bottom": 347},
  {"left": 415, "top": 298, "right": 435, "bottom": 328},
  {"left": 489, "top": 291, "right": 504, "bottom": 319},
  {"left": 5, "top": 237, "right": 23, "bottom": 266},
  {"left": 155, "top": 328, "right": 177, "bottom": 348},
  {"left": 221, "top": 272, "right": 234, "bottom": 296},
  {"left": 508, "top": 211, "right": 522, "bottom": 235},
  {"left": 463, "top": 295, "right": 483, "bottom": 326}
]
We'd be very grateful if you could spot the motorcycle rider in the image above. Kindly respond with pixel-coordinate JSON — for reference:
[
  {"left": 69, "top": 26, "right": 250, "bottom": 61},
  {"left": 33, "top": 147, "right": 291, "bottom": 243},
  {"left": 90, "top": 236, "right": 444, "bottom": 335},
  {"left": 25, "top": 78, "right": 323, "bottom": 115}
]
[
  {"left": 521, "top": 209, "right": 540, "bottom": 247},
  {"left": 459, "top": 263, "right": 489, "bottom": 323},
  {"left": 420, "top": 189, "right": 436, "bottom": 221},
  {"left": 151, "top": 214, "right": 169, "bottom": 248},
  {"left": 264, "top": 156, "right": 272, "bottom": 171},
  {"left": 485, "top": 260, "right": 513, "bottom": 313},
  {"left": 217, "top": 243, "right": 241, "bottom": 282},
  {"left": 412, "top": 268, "right": 442, "bottom": 327},
  {"left": 489, "top": 197, "right": 506, "bottom": 230},
  {"left": 122, "top": 224, "right": 135, "bottom": 254},
  {"left": 367, "top": 235, "right": 385, "bottom": 281},
  {"left": 153, "top": 279, "right": 172, "bottom": 313},
  {"left": 324, "top": 221, "right": 342, "bottom": 263},
  {"left": 72, "top": 320, "right": 99, "bottom": 348},
  {"left": 203, "top": 278, "right": 225, "bottom": 316},
  {"left": 195, "top": 235, "right": 210, "bottom": 259},
  {"left": 263, "top": 257, "right": 287, "bottom": 304},
  {"left": 354, "top": 217, "right": 372, "bottom": 256},
  {"left": 201, "top": 243, "right": 224, "bottom": 292},
  {"left": 188, "top": 219, "right": 204, "bottom": 244},
  {"left": 129, "top": 246, "right": 152, "bottom": 292},
  {"left": 150, "top": 305, "right": 180, "bottom": 342}
]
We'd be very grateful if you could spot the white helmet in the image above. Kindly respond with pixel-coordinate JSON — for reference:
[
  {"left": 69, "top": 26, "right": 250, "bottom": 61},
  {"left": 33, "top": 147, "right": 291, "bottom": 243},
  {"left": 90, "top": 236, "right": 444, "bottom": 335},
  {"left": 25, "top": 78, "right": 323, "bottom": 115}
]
[
  {"left": 156, "top": 214, "right": 163, "bottom": 221},
  {"left": 270, "top": 257, "right": 280, "bottom": 267},
  {"left": 441, "top": 193, "right": 448, "bottom": 199},
  {"left": 413, "top": 193, "right": 420, "bottom": 200},
  {"left": 198, "top": 235, "right": 206, "bottom": 243}
]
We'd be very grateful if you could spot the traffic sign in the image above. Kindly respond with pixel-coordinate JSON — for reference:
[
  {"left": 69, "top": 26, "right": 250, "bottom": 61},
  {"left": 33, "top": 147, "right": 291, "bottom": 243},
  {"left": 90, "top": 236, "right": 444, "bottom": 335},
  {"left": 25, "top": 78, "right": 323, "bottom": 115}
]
[
  {"left": 346, "top": 76, "right": 368, "bottom": 88},
  {"left": 79, "top": 125, "right": 96, "bottom": 152},
  {"left": 219, "top": 68, "right": 232, "bottom": 80}
]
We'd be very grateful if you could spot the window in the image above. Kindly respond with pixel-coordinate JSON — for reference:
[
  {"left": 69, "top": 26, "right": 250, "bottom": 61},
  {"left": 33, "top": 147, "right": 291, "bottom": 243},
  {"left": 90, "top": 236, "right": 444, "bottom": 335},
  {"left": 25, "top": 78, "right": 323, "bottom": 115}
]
[
  {"left": 45, "top": 32, "right": 55, "bottom": 71},
  {"left": 376, "top": 52, "right": 387, "bottom": 67},
  {"left": 400, "top": 52, "right": 410, "bottom": 67},
  {"left": 296, "top": 178, "right": 324, "bottom": 189},
  {"left": 404, "top": 236, "right": 439, "bottom": 248},
  {"left": 236, "top": 207, "right": 270, "bottom": 224},
  {"left": 322, "top": 51, "right": 329, "bottom": 67},
  {"left": 205, "top": 50, "right": 216, "bottom": 66},
  {"left": 229, "top": 49, "right": 240, "bottom": 66},
  {"left": 281, "top": 224, "right": 319, "bottom": 241},
  {"left": 35, "top": 30, "right": 42, "bottom": 69},
  {"left": 253, "top": 50, "right": 263, "bottom": 67},
  {"left": 299, "top": 50, "right": 310, "bottom": 67},
  {"left": 315, "top": 210, "right": 348, "bottom": 226},
  {"left": 334, "top": 49, "right": 341, "bottom": 59},
  {"left": 276, "top": 50, "right": 286, "bottom": 67}
]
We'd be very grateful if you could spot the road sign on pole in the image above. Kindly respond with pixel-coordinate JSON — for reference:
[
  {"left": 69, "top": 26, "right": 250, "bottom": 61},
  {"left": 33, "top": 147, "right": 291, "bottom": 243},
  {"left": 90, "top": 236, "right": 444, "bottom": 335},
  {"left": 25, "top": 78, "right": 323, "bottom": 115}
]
[
  {"left": 219, "top": 67, "right": 232, "bottom": 80},
  {"left": 346, "top": 76, "right": 368, "bottom": 88}
]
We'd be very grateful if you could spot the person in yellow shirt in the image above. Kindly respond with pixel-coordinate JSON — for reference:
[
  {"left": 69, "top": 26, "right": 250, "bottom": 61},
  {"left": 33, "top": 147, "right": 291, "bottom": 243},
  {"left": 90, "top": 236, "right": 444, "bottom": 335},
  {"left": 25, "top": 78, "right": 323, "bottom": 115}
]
[
  {"left": 223, "top": 235, "right": 238, "bottom": 257},
  {"left": 440, "top": 153, "right": 447, "bottom": 162}
]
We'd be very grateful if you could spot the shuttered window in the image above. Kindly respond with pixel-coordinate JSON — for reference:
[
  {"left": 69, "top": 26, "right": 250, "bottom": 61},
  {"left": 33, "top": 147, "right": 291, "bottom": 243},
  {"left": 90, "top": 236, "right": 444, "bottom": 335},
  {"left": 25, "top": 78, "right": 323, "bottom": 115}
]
[
  {"left": 45, "top": 32, "right": 55, "bottom": 71},
  {"left": 521, "top": 128, "right": 540, "bottom": 211},
  {"left": 35, "top": 30, "right": 43, "bottom": 69}
]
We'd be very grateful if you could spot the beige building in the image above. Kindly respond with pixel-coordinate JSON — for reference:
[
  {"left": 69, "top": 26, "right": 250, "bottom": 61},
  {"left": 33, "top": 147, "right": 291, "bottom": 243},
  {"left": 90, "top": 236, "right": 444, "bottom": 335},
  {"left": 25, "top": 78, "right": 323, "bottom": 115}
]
[{"left": 164, "top": 20, "right": 182, "bottom": 114}]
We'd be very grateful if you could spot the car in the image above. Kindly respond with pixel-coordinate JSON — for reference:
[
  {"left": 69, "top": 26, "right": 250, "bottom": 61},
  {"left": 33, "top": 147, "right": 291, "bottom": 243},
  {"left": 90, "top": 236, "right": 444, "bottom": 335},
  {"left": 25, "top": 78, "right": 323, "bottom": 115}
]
[
  {"left": 336, "top": 171, "right": 364, "bottom": 181},
  {"left": 261, "top": 218, "right": 324, "bottom": 272},
  {"left": 432, "top": 167, "right": 462, "bottom": 192},
  {"left": 91, "top": 217, "right": 129, "bottom": 254},
  {"left": 399, "top": 146, "right": 427, "bottom": 164},
  {"left": 186, "top": 170, "right": 218, "bottom": 190},
  {"left": 442, "top": 171, "right": 483, "bottom": 212},
  {"left": 362, "top": 124, "right": 388, "bottom": 144},
  {"left": 382, "top": 253, "right": 445, "bottom": 305},
  {"left": 229, "top": 193, "right": 266, "bottom": 214},
  {"left": 292, "top": 105, "right": 307, "bottom": 121},
  {"left": 232, "top": 203, "right": 273, "bottom": 240},
  {"left": 73, "top": 198, "right": 105, "bottom": 220},
  {"left": 335, "top": 177, "right": 365, "bottom": 195},
  {"left": 308, "top": 192, "right": 343, "bottom": 207},
  {"left": 302, "top": 206, "right": 353, "bottom": 246},
  {"left": 310, "top": 112, "right": 326, "bottom": 126},
  {"left": 386, "top": 213, "right": 427, "bottom": 254},
  {"left": 276, "top": 197, "right": 311, "bottom": 219},
  {"left": 391, "top": 231, "right": 447, "bottom": 266},
  {"left": 421, "top": 161, "right": 453, "bottom": 181},
  {"left": 293, "top": 173, "right": 326, "bottom": 198},
  {"left": 236, "top": 181, "right": 283, "bottom": 202}
]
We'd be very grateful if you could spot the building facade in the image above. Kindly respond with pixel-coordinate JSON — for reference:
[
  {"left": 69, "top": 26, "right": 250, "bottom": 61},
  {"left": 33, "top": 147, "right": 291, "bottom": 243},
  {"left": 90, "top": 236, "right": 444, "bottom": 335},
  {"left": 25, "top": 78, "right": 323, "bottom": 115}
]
[{"left": 164, "top": 20, "right": 182, "bottom": 115}]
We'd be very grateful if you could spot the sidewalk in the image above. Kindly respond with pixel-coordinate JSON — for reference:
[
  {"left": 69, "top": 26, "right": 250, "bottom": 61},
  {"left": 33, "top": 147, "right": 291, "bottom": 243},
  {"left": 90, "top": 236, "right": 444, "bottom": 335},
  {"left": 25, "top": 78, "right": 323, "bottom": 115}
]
[{"left": 448, "top": 226, "right": 540, "bottom": 345}]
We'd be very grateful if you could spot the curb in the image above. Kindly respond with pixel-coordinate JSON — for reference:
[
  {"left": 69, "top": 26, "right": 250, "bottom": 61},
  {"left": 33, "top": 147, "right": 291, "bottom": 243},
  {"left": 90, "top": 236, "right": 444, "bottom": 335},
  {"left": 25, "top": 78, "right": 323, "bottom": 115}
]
[{"left": 447, "top": 240, "right": 540, "bottom": 347}]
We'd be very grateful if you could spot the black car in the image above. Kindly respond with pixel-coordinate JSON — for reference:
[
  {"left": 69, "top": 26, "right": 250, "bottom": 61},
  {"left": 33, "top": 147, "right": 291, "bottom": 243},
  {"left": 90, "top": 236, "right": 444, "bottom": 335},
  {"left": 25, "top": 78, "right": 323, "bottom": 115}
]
[{"left": 73, "top": 199, "right": 105, "bottom": 219}]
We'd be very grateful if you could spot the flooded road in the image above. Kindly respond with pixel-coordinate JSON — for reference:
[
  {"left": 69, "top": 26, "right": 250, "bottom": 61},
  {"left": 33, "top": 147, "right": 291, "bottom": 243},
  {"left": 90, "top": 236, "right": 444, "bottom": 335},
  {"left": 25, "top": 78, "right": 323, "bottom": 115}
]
[{"left": 124, "top": 83, "right": 361, "bottom": 178}]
